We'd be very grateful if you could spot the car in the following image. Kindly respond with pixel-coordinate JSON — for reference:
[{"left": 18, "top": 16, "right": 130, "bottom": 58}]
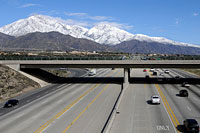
[
  {"left": 153, "top": 71, "right": 157, "bottom": 75},
  {"left": 151, "top": 95, "right": 160, "bottom": 104},
  {"left": 179, "top": 89, "right": 189, "bottom": 97},
  {"left": 182, "top": 82, "right": 190, "bottom": 87},
  {"left": 143, "top": 69, "right": 147, "bottom": 72},
  {"left": 150, "top": 68, "right": 155, "bottom": 72},
  {"left": 145, "top": 75, "right": 150, "bottom": 78},
  {"left": 111, "top": 68, "right": 115, "bottom": 70},
  {"left": 183, "top": 119, "right": 199, "bottom": 132},
  {"left": 164, "top": 70, "right": 170, "bottom": 74},
  {"left": 175, "top": 75, "right": 180, "bottom": 79},
  {"left": 4, "top": 99, "right": 19, "bottom": 108},
  {"left": 160, "top": 72, "right": 164, "bottom": 76}
]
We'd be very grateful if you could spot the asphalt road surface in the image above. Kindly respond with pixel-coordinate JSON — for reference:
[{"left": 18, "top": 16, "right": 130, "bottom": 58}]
[
  {"left": 109, "top": 68, "right": 200, "bottom": 133},
  {"left": 0, "top": 68, "right": 123, "bottom": 133},
  {"left": 0, "top": 68, "right": 199, "bottom": 133}
]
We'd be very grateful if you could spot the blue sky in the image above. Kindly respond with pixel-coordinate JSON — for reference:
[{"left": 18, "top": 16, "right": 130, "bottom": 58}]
[{"left": 0, "top": 0, "right": 200, "bottom": 45}]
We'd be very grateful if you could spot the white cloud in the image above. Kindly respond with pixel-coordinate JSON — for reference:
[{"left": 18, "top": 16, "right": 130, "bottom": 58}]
[
  {"left": 64, "top": 12, "right": 112, "bottom": 21},
  {"left": 64, "top": 12, "right": 133, "bottom": 29},
  {"left": 193, "top": 13, "right": 199, "bottom": 16},
  {"left": 175, "top": 19, "right": 179, "bottom": 25},
  {"left": 28, "top": 12, "right": 133, "bottom": 30},
  {"left": 20, "top": 3, "right": 40, "bottom": 8},
  {"left": 65, "top": 12, "right": 88, "bottom": 17}
]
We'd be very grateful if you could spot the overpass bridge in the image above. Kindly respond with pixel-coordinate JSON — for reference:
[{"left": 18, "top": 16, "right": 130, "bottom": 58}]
[
  {"left": 1, "top": 60, "right": 200, "bottom": 69},
  {"left": 1, "top": 60, "right": 200, "bottom": 87}
]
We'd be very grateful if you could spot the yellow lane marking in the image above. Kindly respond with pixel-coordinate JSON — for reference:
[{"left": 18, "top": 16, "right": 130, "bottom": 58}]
[
  {"left": 62, "top": 84, "right": 109, "bottom": 133},
  {"left": 34, "top": 69, "right": 120, "bottom": 133},
  {"left": 144, "top": 84, "right": 146, "bottom": 88},
  {"left": 147, "top": 70, "right": 180, "bottom": 132},
  {"left": 62, "top": 69, "right": 122, "bottom": 132},
  {"left": 155, "top": 84, "right": 180, "bottom": 133},
  {"left": 34, "top": 84, "right": 99, "bottom": 133}
]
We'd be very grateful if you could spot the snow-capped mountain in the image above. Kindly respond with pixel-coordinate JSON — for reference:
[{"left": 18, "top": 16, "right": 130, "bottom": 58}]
[
  {"left": 0, "top": 15, "right": 89, "bottom": 39},
  {"left": 0, "top": 15, "right": 133, "bottom": 45},
  {"left": 84, "top": 23, "right": 134, "bottom": 45},
  {"left": 132, "top": 34, "right": 200, "bottom": 48},
  {"left": 0, "top": 14, "right": 199, "bottom": 48}
]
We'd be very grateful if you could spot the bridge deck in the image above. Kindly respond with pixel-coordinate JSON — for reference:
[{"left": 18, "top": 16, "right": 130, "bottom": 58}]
[{"left": 1, "top": 60, "right": 200, "bottom": 68}]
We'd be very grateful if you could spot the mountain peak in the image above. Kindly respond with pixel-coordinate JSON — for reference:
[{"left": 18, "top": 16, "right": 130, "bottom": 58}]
[{"left": 0, "top": 14, "right": 199, "bottom": 48}]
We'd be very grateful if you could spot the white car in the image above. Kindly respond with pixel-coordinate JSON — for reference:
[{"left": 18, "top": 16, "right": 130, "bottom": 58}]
[
  {"left": 151, "top": 95, "right": 160, "bottom": 104},
  {"left": 160, "top": 72, "right": 164, "bottom": 76},
  {"left": 182, "top": 82, "right": 190, "bottom": 87},
  {"left": 164, "top": 70, "right": 170, "bottom": 74},
  {"left": 150, "top": 68, "right": 155, "bottom": 72}
]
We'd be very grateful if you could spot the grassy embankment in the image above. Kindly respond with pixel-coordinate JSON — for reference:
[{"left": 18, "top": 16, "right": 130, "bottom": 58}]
[{"left": 182, "top": 69, "right": 200, "bottom": 77}]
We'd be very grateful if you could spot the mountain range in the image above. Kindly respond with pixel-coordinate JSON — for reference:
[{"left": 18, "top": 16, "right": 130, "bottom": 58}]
[{"left": 0, "top": 15, "right": 200, "bottom": 54}]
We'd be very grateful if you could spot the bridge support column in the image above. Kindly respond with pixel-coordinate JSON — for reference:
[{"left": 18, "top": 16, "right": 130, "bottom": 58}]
[{"left": 123, "top": 68, "right": 130, "bottom": 89}]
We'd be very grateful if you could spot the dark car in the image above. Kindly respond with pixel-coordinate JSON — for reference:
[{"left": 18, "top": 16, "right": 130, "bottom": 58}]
[
  {"left": 145, "top": 75, "right": 150, "bottom": 78},
  {"left": 179, "top": 89, "right": 189, "bottom": 97},
  {"left": 153, "top": 72, "right": 157, "bottom": 75},
  {"left": 175, "top": 75, "right": 180, "bottom": 79},
  {"left": 4, "top": 99, "right": 19, "bottom": 108},
  {"left": 184, "top": 119, "right": 199, "bottom": 133}
]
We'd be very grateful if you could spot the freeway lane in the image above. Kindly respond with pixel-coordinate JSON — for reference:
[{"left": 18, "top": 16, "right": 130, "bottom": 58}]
[
  {"left": 0, "top": 68, "right": 199, "bottom": 133},
  {"left": 0, "top": 68, "right": 123, "bottom": 133},
  {"left": 159, "top": 69, "right": 200, "bottom": 132},
  {"left": 110, "top": 69, "right": 176, "bottom": 133},
  {"left": 109, "top": 68, "right": 200, "bottom": 133},
  {"left": 0, "top": 68, "right": 88, "bottom": 117}
]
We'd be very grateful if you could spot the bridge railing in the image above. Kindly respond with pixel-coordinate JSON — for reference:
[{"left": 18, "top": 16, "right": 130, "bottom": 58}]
[
  {"left": 0, "top": 55, "right": 125, "bottom": 60},
  {"left": 0, "top": 55, "right": 200, "bottom": 60}
]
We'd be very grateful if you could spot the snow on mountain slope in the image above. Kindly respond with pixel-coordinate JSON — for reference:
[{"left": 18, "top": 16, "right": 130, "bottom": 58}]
[
  {"left": 84, "top": 23, "right": 134, "bottom": 45},
  {"left": 0, "top": 14, "right": 199, "bottom": 48},
  {"left": 132, "top": 34, "right": 200, "bottom": 48},
  {"left": 0, "top": 15, "right": 89, "bottom": 38}
]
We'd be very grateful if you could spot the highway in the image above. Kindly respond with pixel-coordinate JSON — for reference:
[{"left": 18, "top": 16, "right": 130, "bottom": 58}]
[
  {"left": 0, "top": 68, "right": 123, "bottom": 133},
  {"left": 109, "top": 69, "right": 200, "bottom": 133},
  {"left": 0, "top": 68, "right": 199, "bottom": 133}
]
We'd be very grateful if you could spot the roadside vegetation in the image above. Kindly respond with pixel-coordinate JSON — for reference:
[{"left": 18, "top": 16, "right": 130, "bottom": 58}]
[
  {"left": 0, "top": 65, "right": 40, "bottom": 102},
  {"left": 42, "top": 68, "right": 70, "bottom": 77},
  {"left": 182, "top": 69, "right": 200, "bottom": 77}
]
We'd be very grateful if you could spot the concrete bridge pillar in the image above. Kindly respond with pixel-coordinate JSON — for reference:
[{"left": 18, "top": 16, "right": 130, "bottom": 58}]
[{"left": 123, "top": 68, "right": 130, "bottom": 89}]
